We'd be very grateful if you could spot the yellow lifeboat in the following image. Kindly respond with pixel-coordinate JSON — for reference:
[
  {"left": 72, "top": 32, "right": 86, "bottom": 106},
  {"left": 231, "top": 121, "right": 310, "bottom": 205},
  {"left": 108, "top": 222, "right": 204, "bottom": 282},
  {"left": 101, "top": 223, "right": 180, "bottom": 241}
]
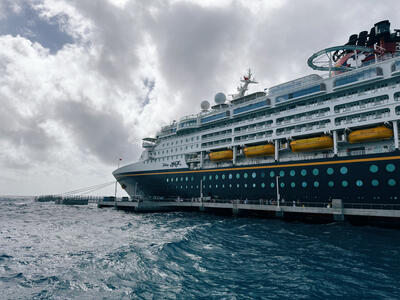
[
  {"left": 209, "top": 150, "right": 233, "bottom": 161},
  {"left": 348, "top": 126, "right": 393, "bottom": 144},
  {"left": 290, "top": 136, "right": 333, "bottom": 152},
  {"left": 244, "top": 144, "right": 275, "bottom": 157}
]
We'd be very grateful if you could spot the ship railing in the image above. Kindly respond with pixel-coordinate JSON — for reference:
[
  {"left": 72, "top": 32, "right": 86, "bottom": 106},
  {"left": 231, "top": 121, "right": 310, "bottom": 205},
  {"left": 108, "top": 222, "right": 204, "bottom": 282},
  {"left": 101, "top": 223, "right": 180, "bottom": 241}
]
[{"left": 343, "top": 203, "right": 400, "bottom": 210}]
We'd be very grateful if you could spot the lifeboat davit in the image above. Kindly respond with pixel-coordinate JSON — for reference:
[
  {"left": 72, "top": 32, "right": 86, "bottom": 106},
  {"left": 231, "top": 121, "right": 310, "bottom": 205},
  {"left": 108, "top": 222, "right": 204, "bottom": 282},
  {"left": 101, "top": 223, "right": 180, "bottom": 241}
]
[
  {"left": 209, "top": 150, "right": 233, "bottom": 161},
  {"left": 290, "top": 136, "right": 333, "bottom": 152},
  {"left": 348, "top": 126, "right": 393, "bottom": 144},
  {"left": 244, "top": 144, "right": 275, "bottom": 157}
]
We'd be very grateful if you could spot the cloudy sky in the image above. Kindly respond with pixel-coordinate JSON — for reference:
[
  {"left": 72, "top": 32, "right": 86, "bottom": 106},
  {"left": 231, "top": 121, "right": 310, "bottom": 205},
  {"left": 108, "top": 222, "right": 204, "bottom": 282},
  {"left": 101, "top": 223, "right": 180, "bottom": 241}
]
[{"left": 0, "top": 0, "right": 399, "bottom": 196}]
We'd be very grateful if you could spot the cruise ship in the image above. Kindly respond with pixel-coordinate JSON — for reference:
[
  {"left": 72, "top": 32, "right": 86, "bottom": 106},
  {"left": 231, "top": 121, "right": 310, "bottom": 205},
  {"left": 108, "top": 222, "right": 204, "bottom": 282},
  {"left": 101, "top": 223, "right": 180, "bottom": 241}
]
[{"left": 114, "top": 20, "right": 400, "bottom": 206}]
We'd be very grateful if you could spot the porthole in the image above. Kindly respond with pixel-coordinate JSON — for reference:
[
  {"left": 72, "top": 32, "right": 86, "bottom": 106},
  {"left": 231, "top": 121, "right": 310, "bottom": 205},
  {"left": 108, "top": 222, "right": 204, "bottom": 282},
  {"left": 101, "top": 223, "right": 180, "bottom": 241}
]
[
  {"left": 185, "top": 176, "right": 188, "bottom": 181},
  {"left": 314, "top": 181, "right": 319, "bottom": 187},
  {"left": 301, "top": 169, "right": 307, "bottom": 176},
  {"left": 209, "top": 175, "right": 212, "bottom": 180},
  {"left": 191, "top": 176, "right": 194, "bottom": 181},
  {"left": 215, "top": 174, "right": 218, "bottom": 180},
  {"left": 244, "top": 183, "right": 248, "bottom": 188},
  {"left": 252, "top": 183, "right": 256, "bottom": 188},
  {"left": 290, "top": 170, "right": 295, "bottom": 176},
  {"left": 312, "top": 168, "right": 319, "bottom": 176},
  {"left": 166, "top": 178, "right": 169, "bottom": 182},
  {"left": 215, "top": 184, "right": 218, "bottom": 188},
  {"left": 181, "top": 177, "right": 184, "bottom": 182},
  {"left": 229, "top": 184, "right": 232, "bottom": 188},
  {"left": 222, "top": 174, "right": 226, "bottom": 180},
  {"left": 342, "top": 180, "right": 348, "bottom": 187},
  {"left": 328, "top": 181, "right": 334, "bottom": 187},
  {"left": 356, "top": 180, "right": 363, "bottom": 187},
  {"left": 340, "top": 167, "right": 348, "bottom": 175},
  {"left": 237, "top": 184, "right": 240, "bottom": 188},
  {"left": 270, "top": 171, "right": 275, "bottom": 177},
  {"left": 372, "top": 179, "right": 379, "bottom": 187},
  {"left": 291, "top": 182, "right": 296, "bottom": 188},
  {"left": 302, "top": 181, "right": 307, "bottom": 188},
  {"left": 209, "top": 184, "right": 212, "bottom": 188},
  {"left": 280, "top": 182, "right": 285, "bottom": 188},
  {"left": 386, "top": 164, "right": 396, "bottom": 172},
  {"left": 261, "top": 183, "right": 266, "bottom": 188},
  {"left": 222, "top": 184, "right": 225, "bottom": 188},
  {"left": 261, "top": 172, "right": 266, "bottom": 178},
  {"left": 326, "top": 168, "right": 334, "bottom": 175},
  {"left": 229, "top": 174, "right": 233, "bottom": 179},
  {"left": 388, "top": 179, "right": 396, "bottom": 186},
  {"left": 270, "top": 182, "right": 275, "bottom": 188},
  {"left": 176, "top": 177, "right": 179, "bottom": 182},
  {"left": 236, "top": 173, "right": 241, "bottom": 179},
  {"left": 252, "top": 172, "right": 257, "bottom": 179},
  {"left": 244, "top": 173, "right": 248, "bottom": 179},
  {"left": 279, "top": 170, "right": 285, "bottom": 177},
  {"left": 369, "top": 165, "right": 378, "bottom": 173},
  {"left": 202, "top": 175, "right": 206, "bottom": 181}
]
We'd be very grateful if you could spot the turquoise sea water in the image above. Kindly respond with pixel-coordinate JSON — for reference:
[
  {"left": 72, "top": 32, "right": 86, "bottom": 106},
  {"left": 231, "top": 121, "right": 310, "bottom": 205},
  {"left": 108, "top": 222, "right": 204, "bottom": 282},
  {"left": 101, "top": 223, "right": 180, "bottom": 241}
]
[{"left": 1, "top": 198, "right": 400, "bottom": 299}]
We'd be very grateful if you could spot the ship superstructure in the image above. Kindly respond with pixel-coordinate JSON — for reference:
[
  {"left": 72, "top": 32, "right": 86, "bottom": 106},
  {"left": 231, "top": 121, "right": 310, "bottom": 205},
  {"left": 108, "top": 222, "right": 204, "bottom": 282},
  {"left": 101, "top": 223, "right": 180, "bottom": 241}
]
[{"left": 114, "top": 20, "right": 400, "bottom": 205}]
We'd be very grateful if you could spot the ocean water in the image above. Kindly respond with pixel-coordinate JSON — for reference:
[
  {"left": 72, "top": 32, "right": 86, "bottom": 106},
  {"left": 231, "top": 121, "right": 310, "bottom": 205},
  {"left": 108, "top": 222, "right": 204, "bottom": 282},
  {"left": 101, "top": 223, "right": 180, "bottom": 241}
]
[{"left": 1, "top": 198, "right": 400, "bottom": 300}]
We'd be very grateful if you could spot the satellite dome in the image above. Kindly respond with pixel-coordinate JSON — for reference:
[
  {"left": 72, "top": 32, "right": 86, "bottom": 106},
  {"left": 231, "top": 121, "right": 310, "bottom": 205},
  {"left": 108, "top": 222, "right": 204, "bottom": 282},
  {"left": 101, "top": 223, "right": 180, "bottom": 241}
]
[
  {"left": 200, "top": 100, "right": 210, "bottom": 111},
  {"left": 214, "top": 92, "right": 226, "bottom": 104}
]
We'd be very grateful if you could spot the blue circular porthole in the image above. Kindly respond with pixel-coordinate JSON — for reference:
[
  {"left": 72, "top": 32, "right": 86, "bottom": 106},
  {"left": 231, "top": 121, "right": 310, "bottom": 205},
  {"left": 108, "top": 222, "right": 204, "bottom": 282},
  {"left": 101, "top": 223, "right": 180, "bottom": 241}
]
[
  {"left": 388, "top": 179, "right": 396, "bottom": 186},
  {"left": 229, "top": 174, "right": 233, "bottom": 179},
  {"left": 244, "top": 173, "right": 248, "bottom": 179},
  {"left": 386, "top": 164, "right": 396, "bottom": 173},
  {"left": 291, "top": 182, "right": 296, "bottom": 188},
  {"left": 356, "top": 180, "right": 363, "bottom": 187},
  {"left": 340, "top": 167, "right": 348, "bottom": 175},
  {"left": 290, "top": 170, "right": 295, "bottom": 176},
  {"left": 314, "top": 181, "right": 319, "bottom": 187},
  {"left": 312, "top": 168, "right": 319, "bottom": 176},
  {"left": 369, "top": 165, "right": 378, "bottom": 173},
  {"left": 236, "top": 173, "right": 240, "bottom": 179},
  {"left": 280, "top": 182, "right": 285, "bottom": 188},
  {"left": 327, "top": 168, "right": 334, "bottom": 175},
  {"left": 261, "top": 183, "right": 266, "bottom": 188},
  {"left": 252, "top": 172, "right": 257, "bottom": 179},
  {"left": 342, "top": 180, "right": 348, "bottom": 187},
  {"left": 301, "top": 169, "right": 307, "bottom": 176},
  {"left": 279, "top": 170, "right": 285, "bottom": 177},
  {"left": 371, "top": 179, "right": 379, "bottom": 187},
  {"left": 270, "top": 171, "right": 275, "bottom": 177},
  {"left": 328, "top": 181, "right": 334, "bottom": 187},
  {"left": 270, "top": 182, "right": 275, "bottom": 188},
  {"left": 302, "top": 181, "right": 307, "bottom": 188}
]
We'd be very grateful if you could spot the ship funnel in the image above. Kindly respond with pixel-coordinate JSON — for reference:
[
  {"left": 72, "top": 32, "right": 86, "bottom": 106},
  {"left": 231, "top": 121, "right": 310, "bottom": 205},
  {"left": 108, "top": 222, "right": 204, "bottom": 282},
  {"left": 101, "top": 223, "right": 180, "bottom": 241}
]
[{"left": 357, "top": 31, "right": 368, "bottom": 46}]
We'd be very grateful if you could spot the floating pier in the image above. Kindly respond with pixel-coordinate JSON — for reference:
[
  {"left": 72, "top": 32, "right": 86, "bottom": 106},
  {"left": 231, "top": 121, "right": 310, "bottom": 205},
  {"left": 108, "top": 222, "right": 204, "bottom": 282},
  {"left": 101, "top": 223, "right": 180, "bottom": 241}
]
[{"left": 97, "top": 198, "right": 400, "bottom": 226}]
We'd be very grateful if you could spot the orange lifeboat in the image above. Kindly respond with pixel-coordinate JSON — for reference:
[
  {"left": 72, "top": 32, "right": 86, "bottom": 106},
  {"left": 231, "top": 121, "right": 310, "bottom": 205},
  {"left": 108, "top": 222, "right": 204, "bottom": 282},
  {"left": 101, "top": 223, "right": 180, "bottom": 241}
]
[
  {"left": 244, "top": 144, "right": 275, "bottom": 157},
  {"left": 209, "top": 150, "right": 233, "bottom": 161},
  {"left": 290, "top": 136, "right": 333, "bottom": 152},
  {"left": 348, "top": 126, "right": 393, "bottom": 144}
]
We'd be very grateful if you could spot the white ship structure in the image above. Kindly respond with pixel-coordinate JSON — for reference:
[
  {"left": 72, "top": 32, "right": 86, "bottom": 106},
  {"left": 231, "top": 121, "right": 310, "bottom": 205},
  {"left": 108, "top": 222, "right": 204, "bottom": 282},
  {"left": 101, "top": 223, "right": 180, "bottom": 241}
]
[{"left": 114, "top": 20, "right": 400, "bottom": 205}]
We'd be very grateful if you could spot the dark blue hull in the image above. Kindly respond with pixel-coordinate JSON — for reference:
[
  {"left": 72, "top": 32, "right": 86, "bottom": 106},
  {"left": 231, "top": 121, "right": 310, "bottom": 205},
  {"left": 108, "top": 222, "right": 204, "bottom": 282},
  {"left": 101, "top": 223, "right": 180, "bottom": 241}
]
[{"left": 116, "top": 151, "right": 400, "bottom": 204}]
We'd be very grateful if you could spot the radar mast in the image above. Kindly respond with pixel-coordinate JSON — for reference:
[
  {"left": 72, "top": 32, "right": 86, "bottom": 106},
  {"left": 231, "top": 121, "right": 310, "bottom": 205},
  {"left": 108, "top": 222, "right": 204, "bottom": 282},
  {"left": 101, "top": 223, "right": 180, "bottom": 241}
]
[{"left": 231, "top": 69, "right": 258, "bottom": 99}]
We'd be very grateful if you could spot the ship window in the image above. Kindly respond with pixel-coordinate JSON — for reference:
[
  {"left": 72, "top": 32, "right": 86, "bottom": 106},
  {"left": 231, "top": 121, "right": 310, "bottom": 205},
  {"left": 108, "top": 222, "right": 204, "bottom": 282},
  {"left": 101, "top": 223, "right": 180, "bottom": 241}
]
[
  {"left": 388, "top": 179, "right": 396, "bottom": 186},
  {"left": 209, "top": 184, "right": 212, "bottom": 188},
  {"left": 215, "top": 184, "right": 218, "bottom": 188},
  {"left": 236, "top": 173, "right": 241, "bottom": 179},
  {"left": 203, "top": 185, "right": 205, "bottom": 188},
  {"left": 270, "top": 182, "right": 275, "bottom": 188},
  {"left": 166, "top": 178, "right": 169, "bottom": 182},
  {"left": 229, "top": 174, "right": 233, "bottom": 179},
  {"left": 244, "top": 172, "right": 248, "bottom": 179},
  {"left": 302, "top": 181, "right": 307, "bottom": 188},
  {"left": 356, "top": 180, "right": 363, "bottom": 187},
  {"left": 222, "top": 184, "right": 225, "bottom": 188},
  {"left": 314, "top": 181, "right": 319, "bottom": 187},
  {"left": 252, "top": 183, "right": 256, "bottom": 188},
  {"left": 312, "top": 168, "right": 319, "bottom": 176},
  {"left": 280, "top": 182, "right": 285, "bottom": 188},
  {"left": 237, "top": 184, "right": 240, "bottom": 188},
  {"left": 252, "top": 172, "right": 256, "bottom": 178},
  {"left": 229, "top": 184, "right": 232, "bottom": 188},
  {"left": 279, "top": 170, "right": 285, "bottom": 177},
  {"left": 328, "top": 181, "right": 334, "bottom": 187},
  {"left": 202, "top": 175, "right": 206, "bottom": 181},
  {"left": 215, "top": 174, "right": 218, "bottom": 180},
  {"left": 386, "top": 164, "right": 396, "bottom": 172},
  {"left": 176, "top": 177, "right": 179, "bottom": 182},
  {"left": 270, "top": 171, "right": 275, "bottom": 177},
  {"left": 191, "top": 177, "right": 194, "bottom": 181},
  {"left": 209, "top": 175, "right": 212, "bottom": 180},
  {"left": 327, "top": 168, "right": 334, "bottom": 175},
  {"left": 261, "top": 183, "right": 266, "bottom": 188},
  {"left": 244, "top": 183, "right": 248, "bottom": 188},
  {"left": 290, "top": 170, "right": 295, "bottom": 176},
  {"left": 340, "top": 167, "right": 348, "bottom": 175},
  {"left": 301, "top": 169, "right": 307, "bottom": 176},
  {"left": 342, "top": 180, "right": 348, "bottom": 187},
  {"left": 185, "top": 177, "right": 188, "bottom": 181},
  {"left": 371, "top": 179, "right": 379, "bottom": 187},
  {"left": 261, "top": 172, "right": 265, "bottom": 178},
  {"left": 181, "top": 177, "right": 184, "bottom": 181},
  {"left": 369, "top": 165, "right": 379, "bottom": 173},
  {"left": 291, "top": 182, "right": 296, "bottom": 188},
  {"left": 222, "top": 174, "right": 226, "bottom": 180}
]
